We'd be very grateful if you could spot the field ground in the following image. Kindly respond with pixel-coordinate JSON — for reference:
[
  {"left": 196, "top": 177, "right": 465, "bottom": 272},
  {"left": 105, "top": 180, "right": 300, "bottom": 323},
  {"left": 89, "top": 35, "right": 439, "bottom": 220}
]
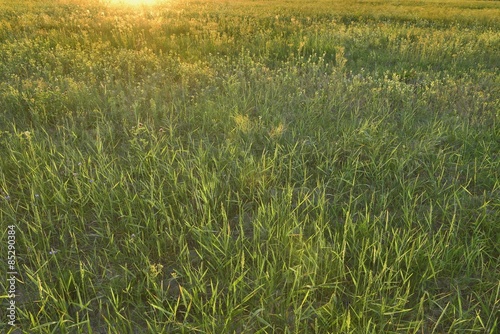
[{"left": 1, "top": 0, "right": 499, "bottom": 332}]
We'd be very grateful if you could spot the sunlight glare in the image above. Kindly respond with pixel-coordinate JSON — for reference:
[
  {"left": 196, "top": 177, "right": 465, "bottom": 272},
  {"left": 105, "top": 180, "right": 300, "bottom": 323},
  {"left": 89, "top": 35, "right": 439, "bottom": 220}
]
[{"left": 107, "top": 0, "right": 164, "bottom": 5}]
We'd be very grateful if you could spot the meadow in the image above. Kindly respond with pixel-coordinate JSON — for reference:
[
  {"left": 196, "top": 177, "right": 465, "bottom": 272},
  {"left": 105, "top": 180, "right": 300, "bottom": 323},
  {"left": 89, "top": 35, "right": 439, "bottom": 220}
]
[{"left": 0, "top": 0, "right": 499, "bottom": 332}]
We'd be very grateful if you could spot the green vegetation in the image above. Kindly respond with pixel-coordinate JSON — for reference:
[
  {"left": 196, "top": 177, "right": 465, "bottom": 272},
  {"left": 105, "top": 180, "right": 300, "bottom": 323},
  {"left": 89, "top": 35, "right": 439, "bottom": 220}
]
[{"left": 1, "top": 0, "right": 499, "bottom": 332}]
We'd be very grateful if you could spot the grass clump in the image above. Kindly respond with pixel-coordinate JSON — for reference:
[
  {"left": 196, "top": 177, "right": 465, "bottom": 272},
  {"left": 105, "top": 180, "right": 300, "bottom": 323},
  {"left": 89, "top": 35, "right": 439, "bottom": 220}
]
[{"left": 1, "top": 0, "right": 499, "bottom": 332}]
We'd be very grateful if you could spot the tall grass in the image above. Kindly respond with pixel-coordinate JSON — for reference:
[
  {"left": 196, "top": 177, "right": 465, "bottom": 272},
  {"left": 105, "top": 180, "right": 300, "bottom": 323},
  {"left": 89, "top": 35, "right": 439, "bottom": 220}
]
[{"left": 1, "top": 0, "right": 499, "bottom": 332}]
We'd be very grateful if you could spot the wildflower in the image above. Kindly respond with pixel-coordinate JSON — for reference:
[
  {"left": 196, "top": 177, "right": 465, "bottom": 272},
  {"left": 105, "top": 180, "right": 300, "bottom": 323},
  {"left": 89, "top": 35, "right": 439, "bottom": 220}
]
[
  {"left": 149, "top": 263, "right": 164, "bottom": 278},
  {"left": 20, "top": 131, "right": 32, "bottom": 140}
]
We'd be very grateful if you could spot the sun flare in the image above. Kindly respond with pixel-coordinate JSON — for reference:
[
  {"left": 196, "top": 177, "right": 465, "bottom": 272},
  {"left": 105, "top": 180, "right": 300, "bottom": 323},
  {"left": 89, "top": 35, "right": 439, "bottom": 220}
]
[{"left": 107, "top": 0, "right": 164, "bottom": 5}]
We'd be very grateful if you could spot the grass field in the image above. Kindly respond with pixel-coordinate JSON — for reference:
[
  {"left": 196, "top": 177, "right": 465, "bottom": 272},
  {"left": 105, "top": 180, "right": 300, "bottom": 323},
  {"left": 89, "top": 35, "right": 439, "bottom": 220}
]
[{"left": 0, "top": 0, "right": 499, "bottom": 332}]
